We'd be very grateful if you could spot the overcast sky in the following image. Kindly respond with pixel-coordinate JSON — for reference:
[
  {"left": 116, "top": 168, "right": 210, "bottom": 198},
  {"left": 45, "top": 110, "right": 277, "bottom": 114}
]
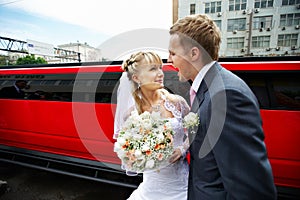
[{"left": 0, "top": 0, "right": 173, "bottom": 49}]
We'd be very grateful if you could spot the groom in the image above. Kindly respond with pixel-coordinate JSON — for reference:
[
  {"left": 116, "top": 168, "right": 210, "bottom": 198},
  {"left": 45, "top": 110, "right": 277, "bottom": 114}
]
[{"left": 168, "top": 14, "right": 277, "bottom": 199}]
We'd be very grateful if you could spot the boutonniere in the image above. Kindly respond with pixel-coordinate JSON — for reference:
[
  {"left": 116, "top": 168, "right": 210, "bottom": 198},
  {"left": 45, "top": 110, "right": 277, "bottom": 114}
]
[{"left": 183, "top": 112, "right": 199, "bottom": 134}]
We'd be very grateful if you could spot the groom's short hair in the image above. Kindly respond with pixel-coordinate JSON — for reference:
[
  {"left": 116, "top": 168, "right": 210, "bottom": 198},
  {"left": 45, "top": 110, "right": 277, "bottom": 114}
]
[{"left": 170, "top": 14, "right": 221, "bottom": 61}]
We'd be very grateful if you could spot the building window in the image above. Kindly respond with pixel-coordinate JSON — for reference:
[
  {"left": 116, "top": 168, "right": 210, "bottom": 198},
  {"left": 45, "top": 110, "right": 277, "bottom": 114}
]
[
  {"left": 253, "top": 16, "right": 273, "bottom": 29},
  {"left": 254, "top": 0, "right": 274, "bottom": 8},
  {"left": 280, "top": 13, "right": 300, "bottom": 27},
  {"left": 227, "top": 18, "right": 246, "bottom": 31},
  {"left": 229, "top": 0, "right": 247, "bottom": 11},
  {"left": 214, "top": 20, "right": 222, "bottom": 30},
  {"left": 205, "top": 1, "right": 221, "bottom": 13},
  {"left": 227, "top": 37, "right": 245, "bottom": 49},
  {"left": 278, "top": 34, "right": 298, "bottom": 46},
  {"left": 252, "top": 36, "right": 271, "bottom": 48},
  {"left": 282, "top": 0, "right": 300, "bottom": 5},
  {"left": 190, "top": 4, "right": 195, "bottom": 15}
]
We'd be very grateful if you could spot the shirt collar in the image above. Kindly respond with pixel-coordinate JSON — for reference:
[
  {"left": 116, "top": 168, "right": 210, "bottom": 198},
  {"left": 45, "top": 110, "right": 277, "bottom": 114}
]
[{"left": 191, "top": 61, "right": 216, "bottom": 93}]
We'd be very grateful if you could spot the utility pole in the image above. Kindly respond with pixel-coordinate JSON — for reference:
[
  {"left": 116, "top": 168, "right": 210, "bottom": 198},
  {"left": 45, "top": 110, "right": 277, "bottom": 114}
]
[
  {"left": 172, "top": 0, "right": 178, "bottom": 24},
  {"left": 247, "top": 10, "right": 253, "bottom": 56}
]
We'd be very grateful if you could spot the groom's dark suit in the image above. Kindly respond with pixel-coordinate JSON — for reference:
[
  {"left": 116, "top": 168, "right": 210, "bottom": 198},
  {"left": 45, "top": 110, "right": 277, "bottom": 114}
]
[{"left": 188, "top": 62, "right": 277, "bottom": 199}]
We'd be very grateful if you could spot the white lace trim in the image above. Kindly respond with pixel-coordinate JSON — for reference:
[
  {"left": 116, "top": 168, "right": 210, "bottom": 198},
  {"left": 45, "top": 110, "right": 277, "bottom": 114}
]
[{"left": 161, "top": 94, "right": 182, "bottom": 118}]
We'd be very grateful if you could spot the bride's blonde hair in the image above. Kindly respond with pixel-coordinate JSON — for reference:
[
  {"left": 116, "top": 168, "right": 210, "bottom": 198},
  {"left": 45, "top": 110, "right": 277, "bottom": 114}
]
[{"left": 121, "top": 51, "right": 163, "bottom": 114}]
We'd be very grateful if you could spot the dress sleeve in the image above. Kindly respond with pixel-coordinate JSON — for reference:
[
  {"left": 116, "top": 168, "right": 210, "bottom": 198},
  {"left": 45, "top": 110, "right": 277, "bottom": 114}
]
[
  {"left": 174, "top": 95, "right": 190, "bottom": 157},
  {"left": 175, "top": 95, "right": 190, "bottom": 117}
]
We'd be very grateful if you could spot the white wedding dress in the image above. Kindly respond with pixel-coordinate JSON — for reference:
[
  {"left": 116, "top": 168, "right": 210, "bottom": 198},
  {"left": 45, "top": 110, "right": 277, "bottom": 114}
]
[{"left": 127, "top": 96, "right": 189, "bottom": 200}]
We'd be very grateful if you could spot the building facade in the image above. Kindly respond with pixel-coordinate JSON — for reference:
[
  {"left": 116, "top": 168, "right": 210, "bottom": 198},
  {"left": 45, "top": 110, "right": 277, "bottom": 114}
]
[
  {"left": 58, "top": 42, "right": 102, "bottom": 62},
  {"left": 176, "top": 0, "right": 300, "bottom": 57}
]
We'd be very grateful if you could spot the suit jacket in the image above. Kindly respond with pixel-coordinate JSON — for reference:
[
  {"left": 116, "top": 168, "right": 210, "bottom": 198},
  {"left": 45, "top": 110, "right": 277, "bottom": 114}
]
[
  {"left": 0, "top": 86, "right": 25, "bottom": 99},
  {"left": 188, "top": 63, "right": 277, "bottom": 199}
]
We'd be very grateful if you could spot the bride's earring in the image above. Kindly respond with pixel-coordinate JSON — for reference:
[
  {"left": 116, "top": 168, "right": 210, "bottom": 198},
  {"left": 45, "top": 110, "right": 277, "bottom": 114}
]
[{"left": 138, "top": 82, "right": 142, "bottom": 99}]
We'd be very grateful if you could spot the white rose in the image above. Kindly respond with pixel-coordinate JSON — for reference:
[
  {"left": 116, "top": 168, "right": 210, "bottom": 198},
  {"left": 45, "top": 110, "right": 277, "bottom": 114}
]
[
  {"left": 143, "top": 119, "right": 152, "bottom": 130},
  {"left": 141, "top": 143, "right": 150, "bottom": 152},
  {"left": 123, "top": 120, "right": 132, "bottom": 129},
  {"left": 134, "top": 150, "right": 142, "bottom": 158},
  {"left": 117, "top": 137, "right": 126, "bottom": 146},
  {"left": 151, "top": 111, "right": 161, "bottom": 120},
  {"left": 140, "top": 111, "right": 150, "bottom": 119},
  {"left": 156, "top": 133, "right": 164, "bottom": 142},
  {"left": 113, "top": 142, "right": 122, "bottom": 152},
  {"left": 132, "top": 133, "right": 142, "bottom": 140},
  {"left": 116, "top": 149, "right": 125, "bottom": 158},
  {"left": 145, "top": 159, "right": 155, "bottom": 169},
  {"left": 156, "top": 125, "right": 164, "bottom": 134},
  {"left": 164, "top": 121, "right": 172, "bottom": 129}
]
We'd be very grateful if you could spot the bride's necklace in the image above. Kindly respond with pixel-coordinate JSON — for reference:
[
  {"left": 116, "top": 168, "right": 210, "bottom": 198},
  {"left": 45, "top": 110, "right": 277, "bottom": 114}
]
[
  {"left": 150, "top": 100, "right": 162, "bottom": 112},
  {"left": 142, "top": 95, "right": 162, "bottom": 112}
]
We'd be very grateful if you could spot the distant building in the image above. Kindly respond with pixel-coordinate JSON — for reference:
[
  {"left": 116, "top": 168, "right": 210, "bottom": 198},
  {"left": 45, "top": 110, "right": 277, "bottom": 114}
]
[
  {"left": 0, "top": 38, "right": 102, "bottom": 64},
  {"left": 58, "top": 42, "right": 102, "bottom": 62},
  {"left": 174, "top": 0, "right": 300, "bottom": 57}
]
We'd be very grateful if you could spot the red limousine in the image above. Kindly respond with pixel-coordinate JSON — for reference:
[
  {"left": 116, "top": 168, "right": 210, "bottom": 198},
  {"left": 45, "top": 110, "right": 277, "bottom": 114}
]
[{"left": 0, "top": 57, "right": 299, "bottom": 197}]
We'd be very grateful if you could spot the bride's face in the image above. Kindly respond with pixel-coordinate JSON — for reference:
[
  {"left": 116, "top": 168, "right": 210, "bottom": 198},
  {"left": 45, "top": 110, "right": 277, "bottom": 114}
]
[{"left": 135, "top": 64, "right": 164, "bottom": 91}]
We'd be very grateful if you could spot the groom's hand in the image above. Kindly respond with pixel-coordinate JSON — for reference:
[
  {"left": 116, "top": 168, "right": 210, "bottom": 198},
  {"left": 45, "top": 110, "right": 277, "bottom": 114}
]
[{"left": 169, "top": 148, "right": 182, "bottom": 164}]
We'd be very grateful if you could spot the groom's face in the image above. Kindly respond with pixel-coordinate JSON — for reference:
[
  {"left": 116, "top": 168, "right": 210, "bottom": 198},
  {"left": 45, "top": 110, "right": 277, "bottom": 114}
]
[{"left": 168, "top": 34, "right": 193, "bottom": 82}]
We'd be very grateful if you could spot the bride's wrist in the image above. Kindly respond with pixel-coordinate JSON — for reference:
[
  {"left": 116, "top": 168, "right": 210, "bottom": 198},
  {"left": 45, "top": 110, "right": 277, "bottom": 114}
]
[{"left": 177, "top": 146, "right": 185, "bottom": 157}]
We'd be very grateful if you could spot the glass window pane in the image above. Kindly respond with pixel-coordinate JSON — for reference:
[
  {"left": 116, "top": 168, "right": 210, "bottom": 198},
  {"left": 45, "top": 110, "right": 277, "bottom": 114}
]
[
  {"left": 290, "top": 0, "right": 295, "bottom": 5},
  {"left": 268, "top": 0, "right": 274, "bottom": 7},
  {"left": 282, "top": 0, "right": 288, "bottom": 5},
  {"left": 241, "top": 3, "right": 247, "bottom": 10},
  {"left": 272, "top": 74, "right": 300, "bottom": 110}
]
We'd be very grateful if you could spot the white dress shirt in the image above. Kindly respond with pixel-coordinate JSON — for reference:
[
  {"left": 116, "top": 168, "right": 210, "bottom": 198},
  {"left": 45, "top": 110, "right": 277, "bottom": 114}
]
[{"left": 191, "top": 61, "right": 216, "bottom": 94}]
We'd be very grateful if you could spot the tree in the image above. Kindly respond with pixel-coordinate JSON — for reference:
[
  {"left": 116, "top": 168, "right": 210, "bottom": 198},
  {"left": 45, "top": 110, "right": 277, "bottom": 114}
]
[
  {"left": 0, "top": 55, "right": 10, "bottom": 66},
  {"left": 16, "top": 55, "right": 47, "bottom": 65}
]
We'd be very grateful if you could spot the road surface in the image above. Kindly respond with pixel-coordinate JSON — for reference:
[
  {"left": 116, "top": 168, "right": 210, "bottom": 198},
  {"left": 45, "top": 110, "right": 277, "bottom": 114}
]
[{"left": 0, "top": 161, "right": 135, "bottom": 200}]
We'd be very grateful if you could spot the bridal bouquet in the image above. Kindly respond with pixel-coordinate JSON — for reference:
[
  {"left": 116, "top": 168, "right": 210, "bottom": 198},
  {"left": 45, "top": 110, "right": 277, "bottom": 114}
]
[{"left": 114, "top": 110, "right": 174, "bottom": 173}]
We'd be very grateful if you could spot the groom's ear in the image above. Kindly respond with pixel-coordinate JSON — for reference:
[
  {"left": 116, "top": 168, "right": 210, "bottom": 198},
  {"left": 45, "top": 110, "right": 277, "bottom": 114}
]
[{"left": 190, "top": 47, "right": 200, "bottom": 62}]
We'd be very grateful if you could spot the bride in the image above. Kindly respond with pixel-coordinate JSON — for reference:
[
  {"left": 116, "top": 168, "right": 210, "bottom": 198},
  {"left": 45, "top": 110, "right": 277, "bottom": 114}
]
[{"left": 114, "top": 51, "right": 190, "bottom": 200}]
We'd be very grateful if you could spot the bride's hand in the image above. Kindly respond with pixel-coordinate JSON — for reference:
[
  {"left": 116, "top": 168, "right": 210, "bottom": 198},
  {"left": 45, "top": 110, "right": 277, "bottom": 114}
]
[{"left": 169, "top": 148, "right": 182, "bottom": 164}]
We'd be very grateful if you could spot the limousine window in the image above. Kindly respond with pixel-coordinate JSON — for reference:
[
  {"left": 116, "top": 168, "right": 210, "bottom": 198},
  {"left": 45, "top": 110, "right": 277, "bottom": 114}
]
[
  {"left": 235, "top": 71, "right": 300, "bottom": 110},
  {"left": 1, "top": 70, "right": 299, "bottom": 110},
  {"left": 0, "top": 70, "right": 190, "bottom": 103},
  {"left": 272, "top": 74, "right": 300, "bottom": 110},
  {"left": 0, "top": 72, "right": 122, "bottom": 103}
]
